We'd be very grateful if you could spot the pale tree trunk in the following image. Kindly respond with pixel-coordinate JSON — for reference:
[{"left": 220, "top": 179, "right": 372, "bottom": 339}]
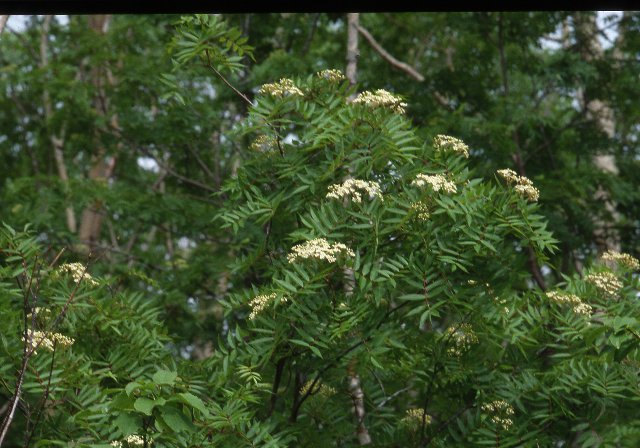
[
  {"left": 40, "top": 15, "right": 77, "bottom": 233},
  {"left": 77, "top": 15, "right": 118, "bottom": 253},
  {"left": 574, "top": 12, "right": 621, "bottom": 254},
  {"left": 346, "top": 13, "right": 359, "bottom": 88},
  {"left": 0, "top": 15, "right": 9, "bottom": 34},
  {"left": 343, "top": 12, "right": 372, "bottom": 446}
]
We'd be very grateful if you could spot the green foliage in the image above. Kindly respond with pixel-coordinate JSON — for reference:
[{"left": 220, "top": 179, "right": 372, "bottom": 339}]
[{"left": 1, "top": 12, "right": 639, "bottom": 448}]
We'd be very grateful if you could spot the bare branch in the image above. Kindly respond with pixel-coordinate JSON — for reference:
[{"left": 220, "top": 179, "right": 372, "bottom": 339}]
[{"left": 356, "top": 23, "right": 424, "bottom": 82}]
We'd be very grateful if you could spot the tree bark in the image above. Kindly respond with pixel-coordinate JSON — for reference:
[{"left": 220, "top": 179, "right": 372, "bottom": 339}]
[
  {"left": 77, "top": 15, "right": 118, "bottom": 253},
  {"left": 344, "top": 14, "right": 372, "bottom": 444},
  {"left": 574, "top": 12, "right": 621, "bottom": 254},
  {"left": 0, "top": 15, "right": 9, "bottom": 35},
  {"left": 40, "top": 15, "right": 77, "bottom": 233},
  {"left": 346, "top": 13, "right": 359, "bottom": 87}
]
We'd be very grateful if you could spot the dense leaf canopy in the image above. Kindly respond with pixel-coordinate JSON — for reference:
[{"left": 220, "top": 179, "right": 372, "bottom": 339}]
[{"left": 0, "top": 12, "right": 639, "bottom": 448}]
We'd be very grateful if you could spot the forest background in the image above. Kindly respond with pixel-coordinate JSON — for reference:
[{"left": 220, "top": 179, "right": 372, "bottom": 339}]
[{"left": 0, "top": 11, "right": 639, "bottom": 448}]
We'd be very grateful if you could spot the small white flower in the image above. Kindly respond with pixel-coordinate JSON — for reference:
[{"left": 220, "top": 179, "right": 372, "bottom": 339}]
[
  {"left": 601, "top": 250, "right": 640, "bottom": 271},
  {"left": 300, "top": 380, "right": 336, "bottom": 397},
  {"left": 57, "top": 262, "right": 99, "bottom": 286},
  {"left": 248, "top": 293, "right": 278, "bottom": 320},
  {"left": 250, "top": 135, "right": 277, "bottom": 153},
  {"left": 433, "top": 135, "right": 469, "bottom": 158},
  {"left": 585, "top": 272, "right": 623, "bottom": 299},
  {"left": 497, "top": 169, "right": 539, "bottom": 202},
  {"left": 317, "top": 69, "right": 346, "bottom": 82},
  {"left": 352, "top": 89, "right": 407, "bottom": 114},
  {"left": 445, "top": 323, "right": 478, "bottom": 356},
  {"left": 546, "top": 291, "right": 592, "bottom": 317},
  {"left": 326, "top": 179, "right": 383, "bottom": 203},
  {"left": 287, "top": 238, "right": 354, "bottom": 264},
  {"left": 401, "top": 408, "right": 432, "bottom": 429},
  {"left": 412, "top": 174, "right": 457, "bottom": 194},
  {"left": 23, "top": 330, "right": 74, "bottom": 354},
  {"left": 481, "top": 400, "right": 515, "bottom": 430},
  {"left": 259, "top": 78, "right": 304, "bottom": 98}
]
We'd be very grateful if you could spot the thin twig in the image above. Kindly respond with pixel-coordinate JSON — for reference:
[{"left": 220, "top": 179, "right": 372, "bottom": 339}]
[
  {"left": 376, "top": 386, "right": 411, "bottom": 409},
  {"left": 23, "top": 342, "right": 57, "bottom": 448},
  {"left": 204, "top": 49, "right": 253, "bottom": 106}
]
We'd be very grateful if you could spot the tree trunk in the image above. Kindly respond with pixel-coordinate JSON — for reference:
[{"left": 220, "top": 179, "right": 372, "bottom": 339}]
[
  {"left": 40, "top": 15, "right": 77, "bottom": 233},
  {"left": 0, "top": 15, "right": 9, "bottom": 34},
  {"left": 77, "top": 15, "right": 118, "bottom": 253},
  {"left": 346, "top": 13, "right": 359, "bottom": 88},
  {"left": 344, "top": 13, "right": 372, "bottom": 445},
  {"left": 574, "top": 12, "right": 621, "bottom": 254}
]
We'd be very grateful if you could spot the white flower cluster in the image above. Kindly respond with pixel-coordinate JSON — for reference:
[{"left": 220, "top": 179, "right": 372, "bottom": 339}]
[
  {"left": 401, "top": 408, "right": 432, "bottom": 429},
  {"left": 250, "top": 135, "right": 277, "bottom": 153},
  {"left": 497, "top": 169, "right": 539, "bottom": 202},
  {"left": 248, "top": 293, "right": 288, "bottom": 320},
  {"left": 546, "top": 291, "right": 592, "bottom": 317},
  {"left": 409, "top": 201, "right": 430, "bottom": 221},
  {"left": 317, "top": 69, "right": 346, "bottom": 82},
  {"left": 258, "top": 78, "right": 304, "bottom": 98},
  {"left": 445, "top": 323, "right": 478, "bottom": 357},
  {"left": 26, "top": 307, "right": 51, "bottom": 320},
  {"left": 24, "top": 330, "right": 74, "bottom": 354},
  {"left": 57, "top": 262, "right": 99, "bottom": 286},
  {"left": 481, "top": 400, "right": 515, "bottom": 430},
  {"left": 434, "top": 134, "right": 469, "bottom": 158},
  {"left": 494, "top": 296, "right": 510, "bottom": 315},
  {"left": 326, "top": 179, "right": 383, "bottom": 203},
  {"left": 110, "top": 435, "right": 149, "bottom": 447},
  {"left": 585, "top": 271, "right": 623, "bottom": 299},
  {"left": 352, "top": 89, "right": 407, "bottom": 114},
  {"left": 602, "top": 250, "right": 640, "bottom": 271},
  {"left": 300, "top": 380, "right": 337, "bottom": 398},
  {"left": 287, "top": 238, "right": 355, "bottom": 264},
  {"left": 412, "top": 173, "right": 457, "bottom": 194}
]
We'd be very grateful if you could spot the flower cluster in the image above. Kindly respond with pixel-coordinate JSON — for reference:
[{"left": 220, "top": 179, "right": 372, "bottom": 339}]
[
  {"left": 258, "top": 78, "right": 304, "bottom": 98},
  {"left": 412, "top": 174, "right": 457, "bottom": 194},
  {"left": 400, "top": 408, "right": 432, "bottom": 429},
  {"left": 602, "top": 250, "right": 640, "bottom": 271},
  {"left": 585, "top": 271, "right": 623, "bottom": 299},
  {"left": 445, "top": 323, "right": 478, "bottom": 356},
  {"left": 24, "top": 330, "right": 74, "bottom": 354},
  {"left": 248, "top": 293, "right": 287, "bottom": 320},
  {"left": 57, "top": 262, "right": 99, "bottom": 286},
  {"left": 409, "top": 201, "right": 430, "bottom": 221},
  {"left": 317, "top": 69, "right": 346, "bottom": 82},
  {"left": 300, "top": 380, "right": 337, "bottom": 398},
  {"left": 326, "top": 179, "right": 383, "bottom": 203},
  {"left": 496, "top": 168, "right": 518, "bottom": 183},
  {"left": 494, "top": 296, "right": 510, "bottom": 315},
  {"left": 434, "top": 135, "right": 469, "bottom": 158},
  {"left": 481, "top": 400, "right": 515, "bottom": 430},
  {"left": 250, "top": 135, "right": 277, "bottom": 153},
  {"left": 287, "top": 238, "right": 355, "bottom": 264},
  {"left": 26, "top": 307, "right": 51, "bottom": 320},
  {"left": 352, "top": 89, "right": 407, "bottom": 114},
  {"left": 546, "top": 291, "right": 593, "bottom": 317},
  {"left": 110, "top": 435, "right": 150, "bottom": 447},
  {"left": 497, "top": 169, "right": 539, "bottom": 202}
]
